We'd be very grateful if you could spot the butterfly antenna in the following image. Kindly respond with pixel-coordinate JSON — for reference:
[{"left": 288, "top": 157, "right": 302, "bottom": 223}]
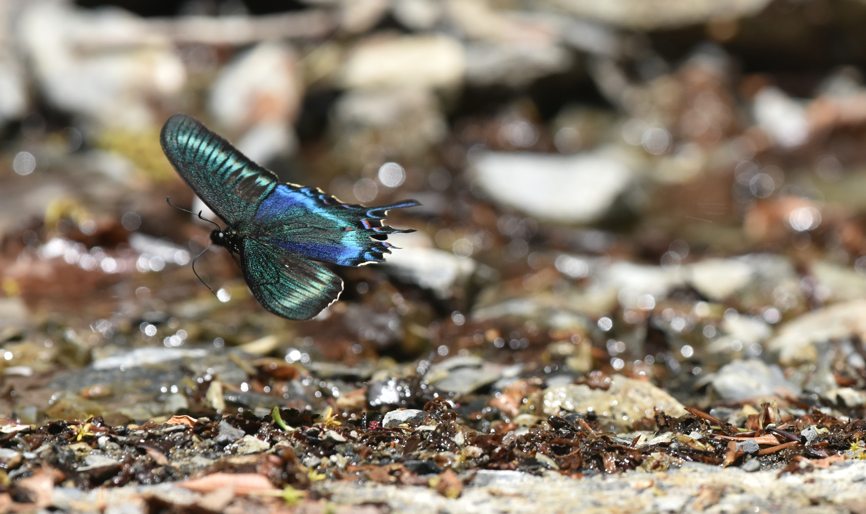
[
  {"left": 165, "top": 196, "right": 222, "bottom": 231},
  {"left": 190, "top": 245, "right": 220, "bottom": 299}
]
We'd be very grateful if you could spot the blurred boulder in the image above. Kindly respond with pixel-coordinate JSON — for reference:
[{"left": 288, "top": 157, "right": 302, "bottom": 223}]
[
  {"left": 470, "top": 149, "right": 638, "bottom": 224},
  {"left": 384, "top": 244, "right": 482, "bottom": 303},
  {"left": 208, "top": 42, "right": 303, "bottom": 131},
  {"left": 393, "top": 0, "right": 443, "bottom": 30},
  {"left": 17, "top": 2, "right": 185, "bottom": 128},
  {"left": 542, "top": 0, "right": 771, "bottom": 30},
  {"left": 330, "top": 87, "right": 447, "bottom": 166},
  {"left": 751, "top": 86, "right": 809, "bottom": 149},
  {"left": 337, "top": 35, "right": 464, "bottom": 91},
  {"left": 707, "top": 359, "right": 800, "bottom": 402},
  {"left": 465, "top": 42, "right": 573, "bottom": 88},
  {"left": 768, "top": 299, "right": 866, "bottom": 366},
  {"left": 208, "top": 42, "right": 302, "bottom": 164},
  {"left": 542, "top": 375, "right": 687, "bottom": 431}
]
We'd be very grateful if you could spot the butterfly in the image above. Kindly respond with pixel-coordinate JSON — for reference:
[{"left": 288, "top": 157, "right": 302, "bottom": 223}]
[{"left": 160, "top": 114, "right": 418, "bottom": 320}]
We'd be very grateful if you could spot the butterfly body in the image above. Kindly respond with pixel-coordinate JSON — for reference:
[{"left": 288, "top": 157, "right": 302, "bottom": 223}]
[{"left": 160, "top": 114, "right": 418, "bottom": 320}]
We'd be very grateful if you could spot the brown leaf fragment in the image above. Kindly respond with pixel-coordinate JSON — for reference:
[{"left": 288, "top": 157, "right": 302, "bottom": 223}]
[
  {"left": 429, "top": 469, "right": 463, "bottom": 499},
  {"left": 165, "top": 415, "right": 197, "bottom": 427},
  {"left": 722, "top": 440, "right": 741, "bottom": 467},
  {"left": 715, "top": 434, "right": 781, "bottom": 446},
  {"left": 757, "top": 440, "right": 799, "bottom": 456},
  {"left": 684, "top": 407, "right": 724, "bottom": 426},
  {"left": 807, "top": 454, "right": 845, "bottom": 468},
  {"left": 181, "top": 473, "right": 279, "bottom": 495},
  {"left": 144, "top": 447, "right": 168, "bottom": 466},
  {"left": 11, "top": 467, "right": 61, "bottom": 507},
  {"left": 602, "top": 452, "right": 617, "bottom": 473}
]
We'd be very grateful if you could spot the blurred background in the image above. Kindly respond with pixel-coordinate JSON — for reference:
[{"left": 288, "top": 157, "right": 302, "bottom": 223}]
[{"left": 5, "top": 0, "right": 866, "bottom": 418}]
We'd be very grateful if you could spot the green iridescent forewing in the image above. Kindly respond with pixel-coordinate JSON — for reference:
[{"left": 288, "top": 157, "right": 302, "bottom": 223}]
[
  {"left": 241, "top": 238, "right": 344, "bottom": 320},
  {"left": 160, "top": 114, "right": 276, "bottom": 226}
]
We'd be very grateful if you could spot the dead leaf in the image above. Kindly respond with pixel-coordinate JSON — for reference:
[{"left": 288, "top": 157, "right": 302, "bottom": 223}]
[
  {"left": 181, "top": 473, "right": 279, "bottom": 495},
  {"left": 165, "top": 415, "right": 197, "bottom": 427}
]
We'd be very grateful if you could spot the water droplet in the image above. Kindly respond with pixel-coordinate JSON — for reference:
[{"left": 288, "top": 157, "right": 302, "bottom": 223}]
[
  {"left": 377, "top": 162, "right": 406, "bottom": 188},
  {"left": 216, "top": 288, "right": 231, "bottom": 303},
  {"left": 12, "top": 151, "right": 36, "bottom": 176}
]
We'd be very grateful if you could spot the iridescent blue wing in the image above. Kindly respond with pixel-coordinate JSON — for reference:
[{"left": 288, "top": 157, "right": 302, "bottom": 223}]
[
  {"left": 241, "top": 238, "right": 344, "bottom": 320},
  {"left": 160, "top": 114, "right": 276, "bottom": 226},
  {"left": 251, "top": 183, "right": 419, "bottom": 266}
]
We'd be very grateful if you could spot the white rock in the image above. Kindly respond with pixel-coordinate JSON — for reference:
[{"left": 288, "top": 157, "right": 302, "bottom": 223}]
[
  {"left": 685, "top": 254, "right": 802, "bottom": 310},
  {"left": 338, "top": 35, "right": 465, "bottom": 90},
  {"left": 768, "top": 299, "right": 866, "bottom": 366},
  {"left": 709, "top": 359, "right": 800, "bottom": 402},
  {"left": 331, "top": 87, "right": 447, "bottom": 162},
  {"left": 810, "top": 260, "right": 866, "bottom": 303},
  {"left": 686, "top": 258, "right": 754, "bottom": 300},
  {"left": 470, "top": 149, "right": 636, "bottom": 223},
  {"left": 384, "top": 246, "right": 479, "bottom": 300},
  {"left": 465, "top": 42, "right": 572, "bottom": 88},
  {"left": 208, "top": 42, "right": 302, "bottom": 130},
  {"left": 599, "top": 261, "right": 681, "bottom": 308},
  {"left": 542, "top": 375, "right": 687, "bottom": 430},
  {"left": 752, "top": 86, "right": 809, "bottom": 148},
  {"left": 393, "top": 0, "right": 442, "bottom": 30},
  {"left": 382, "top": 409, "right": 426, "bottom": 428},
  {"left": 17, "top": 2, "right": 185, "bottom": 128},
  {"left": 543, "top": 0, "right": 771, "bottom": 30},
  {"left": 708, "top": 312, "right": 771, "bottom": 356}
]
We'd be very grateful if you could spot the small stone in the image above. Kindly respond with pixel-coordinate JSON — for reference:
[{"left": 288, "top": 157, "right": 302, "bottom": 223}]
[
  {"left": 686, "top": 258, "right": 755, "bottom": 300},
  {"left": 17, "top": 2, "right": 184, "bottom": 128},
  {"left": 810, "top": 261, "right": 866, "bottom": 304},
  {"left": 687, "top": 254, "right": 803, "bottom": 312},
  {"left": 752, "top": 86, "right": 809, "bottom": 148},
  {"left": 209, "top": 42, "right": 302, "bottom": 128},
  {"left": 767, "top": 299, "right": 866, "bottom": 366},
  {"left": 465, "top": 42, "right": 572, "bottom": 88},
  {"left": 325, "top": 430, "right": 347, "bottom": 443},
  {"left": 542, "top": 375, "right": 687, "bottom": 431},
  {"left": 338, "top": 35, "right": 464, "bottom": 90},
  {"left": 383, "top": 245, "right": 481, "bottom": 301},
  {"left": 709, "top": 359, "right": 800, "bottom": 402},
  {"left": 829, "top": 387, "right": 866, "bottom": 408},
  {"left": 382, "top": 408, "right": 426, "bottom": 429},
  {"left": 545, "top": 0, "right": 771, "bottom": 30},
  {"left": 392, "top": 0, "right": 442, "bottom": 30},
  {"left": 427, "top": 356, "right": 504, "bottom": 395},
  {"left": 736, "top": 439, "right": 760, "bottom": 455},
  {"left": 215, "top": 420, "right": 245, "bottom": 444},
  {"left": 801, "top": 425, "right": 824, "bottom": 445},
  {"left": 78, "top": 453, "right": 121, "bottom": 472},
  {"left": 233, "top": 435, "right": 271, "bottom": 455},
  {"left": 330, "top": 87, "right": 447, "bottom": 164},
  {"left": 470, "top": 149, "right": 636, "bottom": 224}
]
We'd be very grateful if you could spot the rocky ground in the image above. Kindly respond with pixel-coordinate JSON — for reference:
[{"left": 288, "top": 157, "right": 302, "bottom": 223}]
[{"left": 5, "top": 0, "right": 866, "bottom": 512}]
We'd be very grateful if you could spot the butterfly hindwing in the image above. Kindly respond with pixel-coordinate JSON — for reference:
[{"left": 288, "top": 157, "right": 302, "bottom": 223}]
[
  {"left": 251, "top": 183, "right": 420, "bottom": 266},
  {"left": 240, "top": 238, "right": 344, "bottom": 320},
  {"left": 160, "top": 114, "right": 277, "bottom": 225}
]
